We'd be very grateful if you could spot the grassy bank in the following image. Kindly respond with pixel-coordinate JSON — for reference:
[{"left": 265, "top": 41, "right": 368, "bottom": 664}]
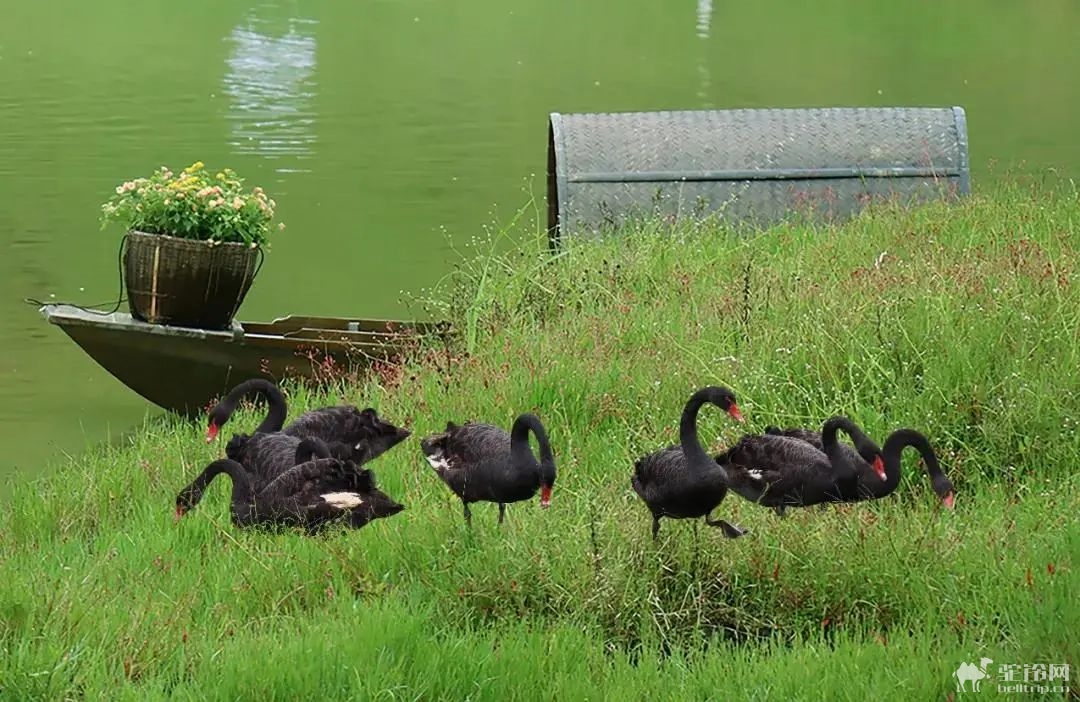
[{"left": 2, "top": 181, "right": 1079, "bottom": 700}]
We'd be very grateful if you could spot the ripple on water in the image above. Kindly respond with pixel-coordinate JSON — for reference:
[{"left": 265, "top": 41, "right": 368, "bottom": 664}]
[{"left": 222, "top": 12, "right": 319, "bottom": 174}]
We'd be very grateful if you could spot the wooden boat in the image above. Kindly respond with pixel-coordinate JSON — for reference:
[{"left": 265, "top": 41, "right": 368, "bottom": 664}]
[{"left": 40, "top": 303, "right": 449, "bottom": 417}]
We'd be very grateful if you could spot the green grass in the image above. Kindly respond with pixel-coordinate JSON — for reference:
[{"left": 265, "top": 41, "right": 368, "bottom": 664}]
[{"left": 3, "top": 179, "right": 1079, "bottom": 700}]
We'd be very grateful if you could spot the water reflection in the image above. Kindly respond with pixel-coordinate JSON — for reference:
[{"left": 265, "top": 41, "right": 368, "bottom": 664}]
[
  {"left": 695, "top": 0, "right": 713, "bottom": 107},
  {"left": 222, "top": 10, "right": 318, "bottom": 172},
  {"left": 696, "top": 0, "right": 713, "bottom": 39}
]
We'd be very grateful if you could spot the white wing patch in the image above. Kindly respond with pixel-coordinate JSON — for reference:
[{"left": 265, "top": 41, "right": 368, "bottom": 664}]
[
  {"left": 321, "top": 492, "right": 365, "bottom": 509},
  {"left": 425, "top": 452, "right": 452, "bottom": 472},
  {"left": 747, "top": 469, "right": 764, "bottom": 481}
]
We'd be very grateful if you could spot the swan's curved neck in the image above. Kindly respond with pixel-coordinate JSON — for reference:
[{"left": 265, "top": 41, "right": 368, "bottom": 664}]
[
  {"left": 511, "top": 413, "right": 556, "bottom": 483},
  {"left": 200, "top": 459, "right": 255, "bottom": 506},
  {"left": 679, "top": 391, "right": 727, "bottom": 479},
  {"left": 822, "top": 416, "right": 874, "bottom": 456},
  {"left": 213, "top": 379, "right": 288, "bottom": 434},
  {"left": 882, "top": 429, "right": 946, "bottom": 492}
]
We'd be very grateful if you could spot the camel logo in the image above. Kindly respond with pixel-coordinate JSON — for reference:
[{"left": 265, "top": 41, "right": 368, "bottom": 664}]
[
  {"left": 951, "top": 657, "right": 1070, "bottom": 694},
  {"left": 954, "top": 658, "right": 993, "bottom": 692}
]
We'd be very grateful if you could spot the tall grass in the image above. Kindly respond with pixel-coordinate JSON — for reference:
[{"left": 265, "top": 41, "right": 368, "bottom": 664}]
[{"left": 2, "top": 180, "right": 1078, "bottom": 700}]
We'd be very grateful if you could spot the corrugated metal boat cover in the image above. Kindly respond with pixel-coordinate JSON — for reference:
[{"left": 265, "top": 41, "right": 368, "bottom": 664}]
[{"left": 546, "top": 106, "right": 970, "bottom": 245}]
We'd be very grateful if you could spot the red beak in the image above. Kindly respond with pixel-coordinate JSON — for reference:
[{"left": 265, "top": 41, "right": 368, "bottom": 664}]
[
  {"left": 539, "top": 485, "right": 552, "bottom": 508},
  {"left": 872, "top": 456, "right": 887, "bottom": 481},
  {"left": 728, "top": 404, "right": 745, "bottom": 423},
  {"left": 174, "top": 504, "right": 185, "bottom": 522},
  {"left": 943, "top": 492, "right": 955, "bottom": 509},
  {"left": 205, "top": 423, "right": 219, "bottom": 443}
]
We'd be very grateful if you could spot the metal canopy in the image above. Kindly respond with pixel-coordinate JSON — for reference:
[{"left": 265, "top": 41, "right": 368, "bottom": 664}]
[{"left": 547, "top": 106, "right": 970, "bottom": 245}]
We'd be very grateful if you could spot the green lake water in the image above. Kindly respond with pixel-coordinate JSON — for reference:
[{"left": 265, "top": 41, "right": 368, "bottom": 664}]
[{"left": 1, "top": 0, "right": 1078, "bottom": 483}]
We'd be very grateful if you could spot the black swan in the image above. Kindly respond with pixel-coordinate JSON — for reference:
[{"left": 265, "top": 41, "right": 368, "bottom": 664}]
[
  {"left": 771, "top": 421, "right": 954, "bottom": 507},
  {"left": 205, "top": 378, "right": 411, "bottom": 465},
  {"left": 763, "top": 417, "right": 888, "bottom": 484},
  {"left": 175, "top": 456, "right": 405, "bottom": 533},
  {"left": 715, "top": 416, "right": 886, "bottom": 517},
  {"left": 631, "top": 386, "right": 747, "bottom": 540},
  {"left": 203, "top": 379, "right": 411, "bottom": 501},
  {"left": 419, "top": 413, "right": 556, "bottom": 525},
  {"left": 764, "top": 421, "right": 953, "bottom": 507}
]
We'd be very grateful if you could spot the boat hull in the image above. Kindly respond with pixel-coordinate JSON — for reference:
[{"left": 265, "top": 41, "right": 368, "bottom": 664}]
[{"left": 40, "top": 304, "right": 444, "bottom": 416}]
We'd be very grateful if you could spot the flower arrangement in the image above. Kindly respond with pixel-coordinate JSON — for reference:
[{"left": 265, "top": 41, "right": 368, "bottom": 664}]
[{"left": 100, "top": 161, "right": 285, "bottom": 246}]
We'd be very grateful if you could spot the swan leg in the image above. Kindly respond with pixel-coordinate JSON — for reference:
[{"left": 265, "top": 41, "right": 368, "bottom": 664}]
[
  {"left": 463, "top": 502, "right": 472, "bottom": 526},
  {"left": 773, "top": 505, "right": 787, "bottom": 519},
  {"left": 704, "top": 513, "right": 749, "bottom": 538},
  {"left": 651, "top": 516, "right": 661, "bottom": 540},
  {"left": 498, "top": 503, "right": 506, "bottom": 524}
]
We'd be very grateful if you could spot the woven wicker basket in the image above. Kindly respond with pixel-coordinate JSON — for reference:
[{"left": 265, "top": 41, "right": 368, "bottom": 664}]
[{"left": 123, "top": 230, "right": 262, "bottom": 330}]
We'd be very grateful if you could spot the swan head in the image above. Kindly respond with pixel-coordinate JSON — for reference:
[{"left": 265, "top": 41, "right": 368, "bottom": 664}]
[
  {"left": 539, "top": 458, "right": 556, "bottom": 508},
  {"left": 700, "top": 386, "right": 744, "bottom": 422},
  {"left": 871, "top": 455, "right": 887, "bottom": 481},
  {"left": 204, "top": 399, "right": 233, "bottom": 441},
  {"left": 539, "top": 483, "right": 553, "bottom": 508},
  {"left": 933, "top": 473, "right": 956, "bottom": 509},
  {"left": 205, "top": 399, "right": 238, "bottom": 441},
  {"left": 175, "top": 488, "right": 201, "bottom": 521},
  {"left": 842, "top": 421, "right": 885, "bottom": 481}
]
